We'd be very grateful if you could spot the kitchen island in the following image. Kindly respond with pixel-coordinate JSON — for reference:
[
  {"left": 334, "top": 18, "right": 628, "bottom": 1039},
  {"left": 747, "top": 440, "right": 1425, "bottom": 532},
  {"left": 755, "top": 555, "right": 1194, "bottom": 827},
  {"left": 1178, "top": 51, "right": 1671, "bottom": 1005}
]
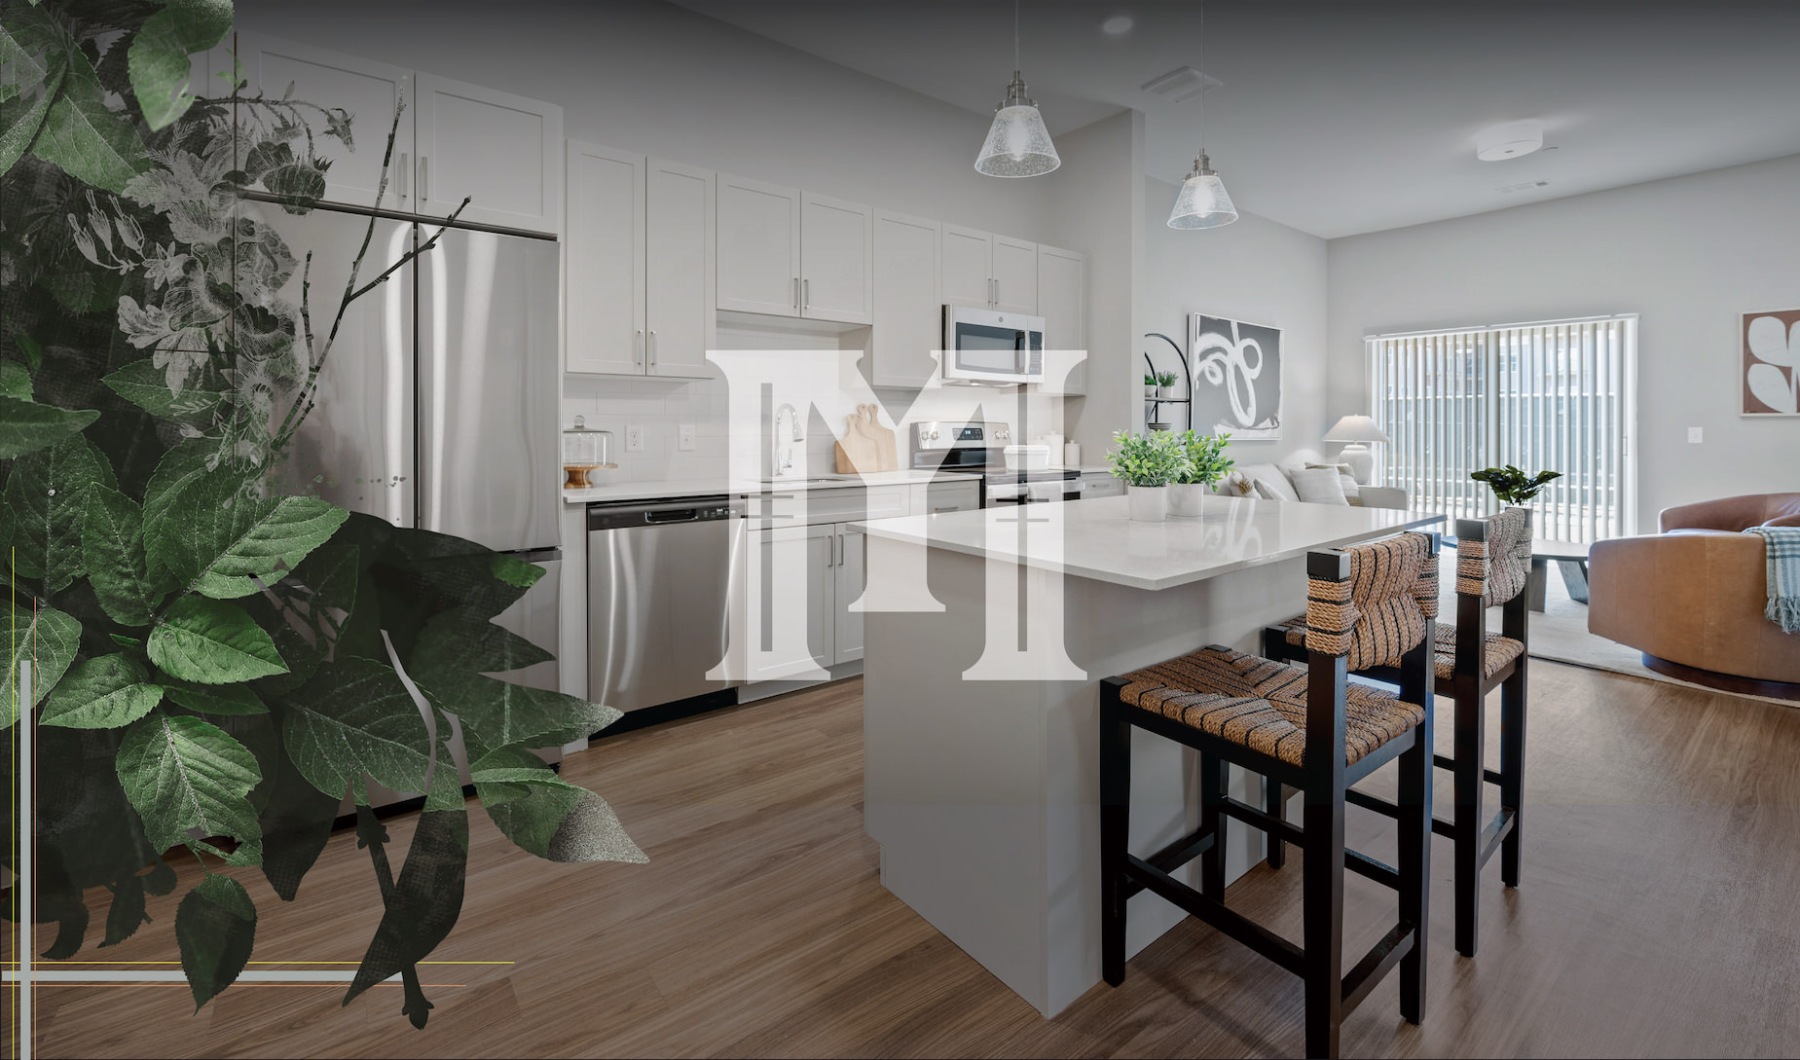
[{"left": 856, "top": 495, "right": 1442, "bottom": 1017}]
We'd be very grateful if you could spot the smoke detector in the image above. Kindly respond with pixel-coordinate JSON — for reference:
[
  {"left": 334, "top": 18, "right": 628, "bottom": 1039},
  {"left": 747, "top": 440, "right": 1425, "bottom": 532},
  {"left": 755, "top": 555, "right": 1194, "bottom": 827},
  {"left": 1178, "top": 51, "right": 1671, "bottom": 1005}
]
[
  {"left": 1476, "top": 120, "right": 1545, "bottom": 161},
  {"left": 1141, "top": 66, "right": 1222, "bottom": 103}
]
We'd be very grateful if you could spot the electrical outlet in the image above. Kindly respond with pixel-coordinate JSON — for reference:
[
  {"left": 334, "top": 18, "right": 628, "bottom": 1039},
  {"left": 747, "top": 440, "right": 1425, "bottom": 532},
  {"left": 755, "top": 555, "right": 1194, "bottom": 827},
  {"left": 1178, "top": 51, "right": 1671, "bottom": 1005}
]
[
  {"left": 1687, "top": 427, "right": 1704, "bottom": 444},
  {"left": 678, "top": 423, "right": 696, "bottom": 451},
  {"left": 625, "top": 424, "right": 644, "bottom": 452}
]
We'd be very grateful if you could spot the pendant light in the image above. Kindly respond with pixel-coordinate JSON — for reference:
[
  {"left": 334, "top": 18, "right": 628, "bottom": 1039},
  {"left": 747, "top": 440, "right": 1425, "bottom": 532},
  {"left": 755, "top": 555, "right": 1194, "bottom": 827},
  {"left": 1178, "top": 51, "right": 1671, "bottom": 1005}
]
[
  {"left": 1167, "top": 1, "right": 1238, "bottom": 229},
  {"left": 975, "top": 0, "right": 1060, "bottom": 178}
]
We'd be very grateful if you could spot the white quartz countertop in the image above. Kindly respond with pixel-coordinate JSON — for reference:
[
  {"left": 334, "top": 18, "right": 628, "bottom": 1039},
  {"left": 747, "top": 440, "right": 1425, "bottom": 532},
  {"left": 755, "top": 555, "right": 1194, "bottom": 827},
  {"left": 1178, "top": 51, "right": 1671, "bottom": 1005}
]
[
  {"left": 854, "top": 495, "right": 1446, "bottom": 591},
  {"left": 561, "top": 469, "right": 963, "bottom": 505}
]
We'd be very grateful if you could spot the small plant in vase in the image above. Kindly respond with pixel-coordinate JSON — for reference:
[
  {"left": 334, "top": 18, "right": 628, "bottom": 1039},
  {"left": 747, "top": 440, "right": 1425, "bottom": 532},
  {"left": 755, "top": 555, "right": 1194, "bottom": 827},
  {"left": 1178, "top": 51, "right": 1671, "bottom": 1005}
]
[
  {"left": 1169, "top": 431, "right": 1234, "bottom": 517},
  {"left": 1155, "top": 371, "right": 1179, "bottom": 400},
  {"left": 1471, "top": 465, "right": 1562, "bottom": 509},
  {"left": 1144, "top": 372, "right": 1158, "bottom": 398},
  {"left": 1108, "top": 430, "right": 1184, "bottom": 521}
]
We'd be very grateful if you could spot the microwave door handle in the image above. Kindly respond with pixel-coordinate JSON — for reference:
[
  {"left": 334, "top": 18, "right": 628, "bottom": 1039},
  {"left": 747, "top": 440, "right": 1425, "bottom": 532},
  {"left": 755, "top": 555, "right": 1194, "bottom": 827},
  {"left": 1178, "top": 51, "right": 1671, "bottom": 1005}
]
[{"left": 1015, "top": 329, "right": 1026, "bottom": 374}]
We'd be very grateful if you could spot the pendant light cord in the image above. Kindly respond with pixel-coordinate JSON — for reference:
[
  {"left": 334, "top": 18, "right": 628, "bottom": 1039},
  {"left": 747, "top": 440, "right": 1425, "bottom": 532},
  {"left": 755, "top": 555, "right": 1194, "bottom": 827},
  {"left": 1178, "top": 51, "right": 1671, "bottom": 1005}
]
[
  {"left": 1014, "top": 0, "right": 1021, "bottom": 73},
  {"left": 1197, "top": 0, "right": 1206, "bottom": 155}
]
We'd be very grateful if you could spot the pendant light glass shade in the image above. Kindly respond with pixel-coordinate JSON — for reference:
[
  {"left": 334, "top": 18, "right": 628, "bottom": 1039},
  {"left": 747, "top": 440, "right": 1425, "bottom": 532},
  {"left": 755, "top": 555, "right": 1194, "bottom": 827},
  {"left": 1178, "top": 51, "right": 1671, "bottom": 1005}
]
[
  {"left": 975, "top": 72, "right": 1060, "bottom": 177},
  {"left": 1167, "top": 151, "right": 1238, "bottom": 229}
]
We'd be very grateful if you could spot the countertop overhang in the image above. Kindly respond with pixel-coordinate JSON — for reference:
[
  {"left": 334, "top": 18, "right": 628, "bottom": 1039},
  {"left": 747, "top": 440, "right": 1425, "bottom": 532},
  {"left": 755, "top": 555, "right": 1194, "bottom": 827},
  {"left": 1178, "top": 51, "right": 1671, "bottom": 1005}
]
[{"left": 854, "top": 495, "right": 1446, "bottom": 591}]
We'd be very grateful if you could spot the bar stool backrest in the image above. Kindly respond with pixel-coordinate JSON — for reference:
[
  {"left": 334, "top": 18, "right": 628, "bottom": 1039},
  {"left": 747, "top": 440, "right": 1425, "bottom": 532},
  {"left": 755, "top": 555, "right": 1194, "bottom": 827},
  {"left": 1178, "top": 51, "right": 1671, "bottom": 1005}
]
[
  {"left": 1303, "top": 532, "right": 1440, "bottom": 671},
  {"left": 1456, "top": 507, "right": 1533, "bottom": 607}
]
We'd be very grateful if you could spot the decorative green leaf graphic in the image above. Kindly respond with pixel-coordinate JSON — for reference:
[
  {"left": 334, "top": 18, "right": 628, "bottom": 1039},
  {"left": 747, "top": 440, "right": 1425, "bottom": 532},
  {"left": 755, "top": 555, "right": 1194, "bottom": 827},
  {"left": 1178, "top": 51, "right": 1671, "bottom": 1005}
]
[
  {"left": 101, "top": 873, "right": 150, "bottom": 947},
  {"left": 31, "top": 46, "right": 146, "bottom": 193},
  {"left": 0, "top": 395, "right": 98, "bottom": 459},
  {"left": 0, "top": 63, "right": 61, "bottom": 175},
  {"left": 102, "top": 359, "right": 223, "bottom": 422},
  {"left": 148, "top": 596, "right": 289, "bottom": 685},
  {"left": 1, "top": 433, "right": 114, "bottom": 589},
  {"left": 0, "top": 361, "right": 31, "bottom": 399},
  {"left": 116, "top": 710, "right": 263, "bottom": 863},
  {"left": 127, "top": 0, "right": 231, "bottom": 131},
  {"left": 41, "top": 654, "right": 164, "bottom": 729},
  {"left": 344, "top": 808, "right": 468, "bottom": 1027},
  {"left": 175, "top": 873, "right": 256, "bottom": 1010},
  {"left": 280, "top": 658, "right": 433, "bottom": 803},
  {"left": 427, "top": 674, "right": 620, "bottom": 754},
  {"left": 257, "top": 750, "right": 344, "bottom": 902},
  {"left": 160, "top": 677, "right": 267, "bottom": 716},
  {"left": 83, "top": 484, "right": 162, "bottom": 626},
  {"left": 410, "top": 606, "right": 554, "bottom": 677},
  {"left": 1, "top": 603, "right": 80, "bottom": 725},
  {"left": 185, "top": 494, "right": 350, "bottom": 600},
  {"left": 143, "top": 441, "right": 233, "bottom": 586},
  {"left": 472, "top": 747, "right": 647, "bottom": 864}
]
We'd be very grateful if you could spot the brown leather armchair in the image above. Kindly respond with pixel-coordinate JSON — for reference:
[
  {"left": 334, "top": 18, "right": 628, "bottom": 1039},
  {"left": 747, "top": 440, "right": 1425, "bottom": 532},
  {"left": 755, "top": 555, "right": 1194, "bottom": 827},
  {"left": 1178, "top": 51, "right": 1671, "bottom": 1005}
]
[{"left": 1588, "top": 493, "right": 1800, "bottom": 688}]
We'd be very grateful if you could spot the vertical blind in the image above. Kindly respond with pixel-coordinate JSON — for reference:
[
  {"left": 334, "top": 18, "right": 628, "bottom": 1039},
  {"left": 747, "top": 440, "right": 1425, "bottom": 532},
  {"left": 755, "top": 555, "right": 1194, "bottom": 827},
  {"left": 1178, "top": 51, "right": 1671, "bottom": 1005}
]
[{"left": 1367, "top": 316, "right": 1637, "bottom": 543}]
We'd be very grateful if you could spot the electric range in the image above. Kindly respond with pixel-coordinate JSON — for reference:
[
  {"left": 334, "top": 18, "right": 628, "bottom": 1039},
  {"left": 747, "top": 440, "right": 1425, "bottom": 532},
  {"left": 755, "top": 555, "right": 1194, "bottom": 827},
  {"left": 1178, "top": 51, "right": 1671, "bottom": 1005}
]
[{"left": 909, "top": 420, "right": 1083, "bottom": 506}]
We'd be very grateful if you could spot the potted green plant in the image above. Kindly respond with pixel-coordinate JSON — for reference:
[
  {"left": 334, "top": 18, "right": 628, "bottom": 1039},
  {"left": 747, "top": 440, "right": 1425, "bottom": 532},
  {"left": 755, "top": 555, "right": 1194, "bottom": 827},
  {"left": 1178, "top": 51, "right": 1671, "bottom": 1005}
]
[
  {"left": 1143, "top": 372, "right": 1158, "bottom": 398},
  {"left": 1108, "top": 430, "right": 1184, "bottom": 521},
  {"left": 1471, "top": 465, "right": 1562, "bottom": 510},
  {"left": 1155, "top": 371, "right": 1179, "bottom": 400},
  {"left": 1169, "top": 431, "right": 1235, "bottom": 518}
]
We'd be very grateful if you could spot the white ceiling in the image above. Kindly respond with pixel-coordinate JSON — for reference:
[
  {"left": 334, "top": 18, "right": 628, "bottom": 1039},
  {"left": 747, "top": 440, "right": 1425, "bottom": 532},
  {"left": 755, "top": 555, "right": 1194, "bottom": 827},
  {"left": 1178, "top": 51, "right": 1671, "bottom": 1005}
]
[{"left": 672, "top": 1, "right": 1800, "bottom": 238}]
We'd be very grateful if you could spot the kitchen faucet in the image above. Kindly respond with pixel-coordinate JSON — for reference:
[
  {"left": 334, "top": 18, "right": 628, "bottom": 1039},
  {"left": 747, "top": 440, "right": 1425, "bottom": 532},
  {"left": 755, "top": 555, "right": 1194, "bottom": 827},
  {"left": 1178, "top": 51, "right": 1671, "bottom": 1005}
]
[{"left": 772, "top": 403, "right": 803, "bottom": 477}]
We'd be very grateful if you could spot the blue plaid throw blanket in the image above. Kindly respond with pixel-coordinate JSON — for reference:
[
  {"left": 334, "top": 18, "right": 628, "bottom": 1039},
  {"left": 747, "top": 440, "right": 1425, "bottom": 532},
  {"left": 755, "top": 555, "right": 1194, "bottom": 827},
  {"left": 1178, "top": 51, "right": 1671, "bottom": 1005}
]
[{"left": 1746, "top": 526, "right": 1800, "bottom": 634}]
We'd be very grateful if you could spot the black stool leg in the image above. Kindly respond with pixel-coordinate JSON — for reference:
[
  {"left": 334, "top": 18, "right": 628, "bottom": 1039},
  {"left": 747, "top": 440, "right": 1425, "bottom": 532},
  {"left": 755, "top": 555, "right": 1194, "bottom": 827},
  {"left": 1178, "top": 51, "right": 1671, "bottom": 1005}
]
[
  {"left": 1452, "top": 680, "right": 1484, "bottom": 958},
  {"left": 1201, "top": 752, "right": 1226, "bottom": 899},
  {"left": 1303, "top": 776, "right": 1346, "bottom": 1059},
  {"left": 1397, "top": 719, "right": 1432, "bottom": 1024},
  {"left": 1100, "top": 689, "right": 1131, "bottom": 986},
  {"left": 1264, "top": 775, "right": 1288, "bottom": 870},
  {"left": 1499, "top": 666, "right": 1527, "bottom": 887}
]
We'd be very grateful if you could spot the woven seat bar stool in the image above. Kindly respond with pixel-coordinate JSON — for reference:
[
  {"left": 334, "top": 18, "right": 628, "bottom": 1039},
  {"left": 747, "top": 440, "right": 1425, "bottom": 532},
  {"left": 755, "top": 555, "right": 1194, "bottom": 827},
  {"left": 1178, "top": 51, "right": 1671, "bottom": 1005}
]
[
  {"left": 1262, "top": 508, "right": 1531, "bottom": 958},
  {"left": 1100, "top": 533, "right": 1439, "bottom": 1059}
]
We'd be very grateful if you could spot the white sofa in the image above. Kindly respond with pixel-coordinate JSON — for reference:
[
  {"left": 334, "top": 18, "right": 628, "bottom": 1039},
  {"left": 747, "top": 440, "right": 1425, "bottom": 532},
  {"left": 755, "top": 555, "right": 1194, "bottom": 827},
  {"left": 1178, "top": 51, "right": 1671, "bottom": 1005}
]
[{"left": 1223, "top": 448, "right": 1409, "bottom": 510}]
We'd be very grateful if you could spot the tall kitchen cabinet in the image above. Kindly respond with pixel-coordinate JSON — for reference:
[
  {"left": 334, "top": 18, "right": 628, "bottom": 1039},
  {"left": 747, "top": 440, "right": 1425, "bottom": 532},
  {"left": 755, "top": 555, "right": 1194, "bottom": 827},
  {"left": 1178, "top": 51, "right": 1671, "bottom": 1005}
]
[
  {"left": 717, "top": 177, "right": 873, "bottom": 325},
  {"left": 223, "top": 34, "right": 561, "bottom": 233},
  {"left": 1036, "top": 245, "right": 1088, "bottom": 395},
  {"left": 941, "top": 224, "right": 1037, "bottom": 314},
  {"left": 564, "top": 141, "right": 714, "bottom": 377},
  {"left": 869, "top": 210, "right": 940, "bottom": 388}
]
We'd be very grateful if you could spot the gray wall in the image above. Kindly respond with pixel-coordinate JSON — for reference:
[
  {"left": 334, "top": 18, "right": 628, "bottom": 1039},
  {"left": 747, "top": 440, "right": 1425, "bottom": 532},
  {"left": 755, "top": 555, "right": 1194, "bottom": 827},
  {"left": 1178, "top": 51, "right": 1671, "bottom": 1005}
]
[{"left": 1327, "top": 153, "right": 1800, "bottom": 529}]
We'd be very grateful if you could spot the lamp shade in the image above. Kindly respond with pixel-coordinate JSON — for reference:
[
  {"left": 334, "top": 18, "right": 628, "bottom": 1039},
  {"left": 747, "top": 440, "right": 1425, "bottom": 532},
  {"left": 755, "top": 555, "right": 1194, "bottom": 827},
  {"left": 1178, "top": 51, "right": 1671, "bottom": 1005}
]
[
  {"left": 975, "top": 73, "right": 1060, "bottom": 177},
  {"left": 1167, "top": 152, "right": 1238, "bottom": 229},
  {"left": 1323, "top": 414, "right": 1389, "bottom": 444}
]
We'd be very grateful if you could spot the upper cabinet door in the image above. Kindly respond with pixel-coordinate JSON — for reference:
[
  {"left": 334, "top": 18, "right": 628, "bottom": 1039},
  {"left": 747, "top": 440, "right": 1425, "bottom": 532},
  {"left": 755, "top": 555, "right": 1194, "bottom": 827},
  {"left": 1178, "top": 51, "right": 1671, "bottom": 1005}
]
[
  {"left": 564, "top": 142, "right": 645, "bottom": 376},
  {"left": 716, "top": 174, "right": 801, "bottom": 317},
  {"left": 228, "top": 33, "right": 413, "bottom": 211},
  {"left": 645, "top": 159, "right": 717, "bottom": 378},
  {"left": 870, "top": 210, "right": 940, "bottom": 389},
  {"left": 414, "top": 73, "right": 563, "bottom": 233},
  {"left": 941, "top": 224, "right": 992, "bottom": 308},
  {"left": 991, "top": 235, "right": 1039, "bottom": 315},
  {"left": 1036, "top": 245, "right": 1087, "bottom": 395},
  {"left": 800, "top": 192, "right": 872, "bottom": 325}
]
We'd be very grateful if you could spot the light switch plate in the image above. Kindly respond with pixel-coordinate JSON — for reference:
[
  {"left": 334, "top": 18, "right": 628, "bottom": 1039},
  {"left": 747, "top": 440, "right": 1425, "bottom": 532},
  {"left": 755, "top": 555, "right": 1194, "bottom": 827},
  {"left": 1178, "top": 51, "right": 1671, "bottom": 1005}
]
[
  {"left": 1687, "top": 427, "right": 1703, "bottom": 444},
  {"left": 678, "top": 423, "right": 696, "bottom": 451},
  {"left": 625, "top": 424, "right": 645, "bottom": 452}
]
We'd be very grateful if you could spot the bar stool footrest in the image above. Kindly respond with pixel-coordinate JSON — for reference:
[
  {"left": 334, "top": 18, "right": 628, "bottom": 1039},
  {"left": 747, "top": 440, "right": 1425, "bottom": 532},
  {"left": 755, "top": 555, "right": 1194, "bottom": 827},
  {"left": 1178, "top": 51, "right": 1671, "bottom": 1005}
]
[
  {"left": 1125, "top": 854, "right": 1305, "bottom": 976},
  {"left": 1341, "top": 922, "right": 1417, "bottom": 1013}
]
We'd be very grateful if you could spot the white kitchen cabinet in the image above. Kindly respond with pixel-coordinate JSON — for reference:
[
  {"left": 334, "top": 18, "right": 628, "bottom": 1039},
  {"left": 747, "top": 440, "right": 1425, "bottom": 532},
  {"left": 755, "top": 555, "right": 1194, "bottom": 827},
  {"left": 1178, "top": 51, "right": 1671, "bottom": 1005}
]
[
  {"left": 644, "top": 159, "right": 717, "bottom": 377},
  {"left": 716, "top": 174, "right": 801, "bottom": 316},
  {"left": 908, "top": 479, "right": 981, "bottom": 515},
  {"left": 564, "top": 142, "right": 643, "bottom": 376},
  {"left": 226, "top": 34, "right": 413, "bottom": 211},
  {"left": 991, "top": 235, "right": 1039, "bottom": 315},
  {"left": 414, "top": 73, "right": 562, "bottom": 233},
  {"left": 801, "top": 192, "right": 873, "bottom": 325},
  {"left": 748, "top": 524, "right": 834, "bottom": 681},
  {"left": 1036, "top": 244, "right": 1087, "bottom": 395},
  {"left": 941, "top": 224, "right": 993, "bottom": 309},
  {"left": 833, "top": 523, "right": 866, "bottom": 664},
  {"left": 1081, "top": 471, "right": 1125, "bottom": 499},
  {"left": 565, "top": 148, "right": 715, "bottom": 378},
  {"left": 870, "top": 210, "right": 941, "bottom": 388}
]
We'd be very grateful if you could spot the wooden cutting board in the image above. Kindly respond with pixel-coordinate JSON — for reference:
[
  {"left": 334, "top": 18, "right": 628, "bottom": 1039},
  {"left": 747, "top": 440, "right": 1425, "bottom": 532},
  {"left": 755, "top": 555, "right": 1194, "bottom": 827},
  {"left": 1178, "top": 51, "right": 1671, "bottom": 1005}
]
[{"left": 834, "top": 404, "right": 899, "bottom": 474}]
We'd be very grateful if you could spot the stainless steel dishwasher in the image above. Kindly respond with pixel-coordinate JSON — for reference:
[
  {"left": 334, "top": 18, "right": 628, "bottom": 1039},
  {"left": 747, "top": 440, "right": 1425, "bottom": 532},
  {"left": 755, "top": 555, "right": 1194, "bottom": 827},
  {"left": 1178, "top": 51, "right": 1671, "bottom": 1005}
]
[{"left": 587, "top": 496, "right": 745, "bottom": 713}]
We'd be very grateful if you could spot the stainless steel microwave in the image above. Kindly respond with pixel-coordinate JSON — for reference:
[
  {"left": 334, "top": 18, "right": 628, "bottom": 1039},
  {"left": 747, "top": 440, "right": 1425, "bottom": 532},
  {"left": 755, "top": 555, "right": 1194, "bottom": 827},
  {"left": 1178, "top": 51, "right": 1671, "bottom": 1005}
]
[{"left": 941, "top": 306, "right": 1045, "bottom": 386}]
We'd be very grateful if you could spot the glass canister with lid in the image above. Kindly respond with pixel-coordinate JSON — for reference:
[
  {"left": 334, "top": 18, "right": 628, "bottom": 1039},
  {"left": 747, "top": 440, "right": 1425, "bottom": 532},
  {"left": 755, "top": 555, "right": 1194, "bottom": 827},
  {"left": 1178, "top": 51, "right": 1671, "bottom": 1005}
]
[{"left": 562, "top": 416, "right": 617, "bottom": 489}]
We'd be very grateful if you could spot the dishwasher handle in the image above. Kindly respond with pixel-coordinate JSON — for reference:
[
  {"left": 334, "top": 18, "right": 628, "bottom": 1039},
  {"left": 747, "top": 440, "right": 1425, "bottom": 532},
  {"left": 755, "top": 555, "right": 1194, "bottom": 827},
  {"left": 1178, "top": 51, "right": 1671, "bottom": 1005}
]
[
  {"left": 644, "top": 507, "right": 701, "bottom": 524},
  {"left": 588, "top": 496, "right": 741, "bottom": 531}
]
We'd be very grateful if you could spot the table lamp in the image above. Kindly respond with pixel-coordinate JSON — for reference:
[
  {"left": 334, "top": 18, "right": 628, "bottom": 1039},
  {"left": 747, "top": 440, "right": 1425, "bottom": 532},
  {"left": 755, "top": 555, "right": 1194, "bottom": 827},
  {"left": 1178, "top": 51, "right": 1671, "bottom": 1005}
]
[{"left": 1323, "top": 414, "right": 1388, "bottom": 485}]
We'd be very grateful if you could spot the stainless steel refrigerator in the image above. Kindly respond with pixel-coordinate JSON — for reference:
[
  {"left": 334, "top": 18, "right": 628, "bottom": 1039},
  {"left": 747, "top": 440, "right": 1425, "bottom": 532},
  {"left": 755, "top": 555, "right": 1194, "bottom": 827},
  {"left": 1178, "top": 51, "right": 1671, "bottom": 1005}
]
[{"left": 265, "top": 204, "right": 563, "bottom": 771}]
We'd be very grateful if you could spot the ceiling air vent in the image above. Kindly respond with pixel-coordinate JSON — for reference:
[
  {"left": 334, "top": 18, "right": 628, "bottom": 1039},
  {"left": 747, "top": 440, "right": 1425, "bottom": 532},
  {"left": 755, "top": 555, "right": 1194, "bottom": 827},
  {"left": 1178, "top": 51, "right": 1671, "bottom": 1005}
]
[
  {"left": 1498, "top": 179, "right": 1551, "bottom": 194},
  {"left": 1140, "top": 66, "right": 1221, "bottom": 103}
]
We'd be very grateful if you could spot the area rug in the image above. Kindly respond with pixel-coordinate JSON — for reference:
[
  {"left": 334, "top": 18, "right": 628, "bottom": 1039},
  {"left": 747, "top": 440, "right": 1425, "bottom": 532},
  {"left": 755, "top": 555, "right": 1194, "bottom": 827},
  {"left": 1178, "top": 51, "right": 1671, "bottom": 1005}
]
[{"left": 1432, "top": 552, "right": 1795, "bottom": 707}]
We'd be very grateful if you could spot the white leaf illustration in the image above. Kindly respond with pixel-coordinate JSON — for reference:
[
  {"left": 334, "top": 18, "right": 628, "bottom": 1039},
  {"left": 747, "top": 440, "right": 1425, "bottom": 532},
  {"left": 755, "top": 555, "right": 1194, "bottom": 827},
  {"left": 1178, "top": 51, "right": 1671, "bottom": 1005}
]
[
  {"left": 1746, "top": 363, "right": 1797, "bottom": 413},
  {"left": 1747, "top": 315, "right": 1797, "bottom": 368}
]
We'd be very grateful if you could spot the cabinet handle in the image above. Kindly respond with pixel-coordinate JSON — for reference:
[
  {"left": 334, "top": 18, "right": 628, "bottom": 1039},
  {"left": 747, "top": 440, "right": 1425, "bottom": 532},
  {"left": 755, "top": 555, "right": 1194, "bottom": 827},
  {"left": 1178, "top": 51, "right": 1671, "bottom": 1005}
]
[
  {"left": 803, "top": 278, "right": 809, "bottom": 311},
  {"left": 932, "top": 505, "right": 958, "bottom": 514},
  {"left": 792, "top": 276, "right": 800, "bottom": 311},
  {"left": 826, "top": 533, "right": 835, "bottom": 568},
  {"left": 634, "top": 329, "right": 643, "bottom": 365},
  {"left": 398, "top": 152, "right": 409, "bottom": 203},
  {"left": 419, "top": 155, "right": 429, "bottom": 202},
  {"left": 648, "top": 330, "right": 657, "bottom": 366}
]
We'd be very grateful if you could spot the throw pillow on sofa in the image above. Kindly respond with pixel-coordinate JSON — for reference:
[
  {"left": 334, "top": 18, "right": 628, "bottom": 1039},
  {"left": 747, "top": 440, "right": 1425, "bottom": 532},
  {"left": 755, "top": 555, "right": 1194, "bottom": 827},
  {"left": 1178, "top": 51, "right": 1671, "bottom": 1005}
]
[
  {"left": 1306, "top": 461, "right": 1362, "bottom": 504},
  {"left": 1292, "top": 467, "right": 1350, "bottom": 505}
]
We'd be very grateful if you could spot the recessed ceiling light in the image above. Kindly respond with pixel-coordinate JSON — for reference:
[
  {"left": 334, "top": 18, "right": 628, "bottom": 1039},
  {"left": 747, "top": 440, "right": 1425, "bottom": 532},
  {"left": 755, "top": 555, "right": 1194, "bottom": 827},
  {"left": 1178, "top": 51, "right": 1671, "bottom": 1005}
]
[{"left": 1102, "top": 14, "right": 1134, "bottom": 35}]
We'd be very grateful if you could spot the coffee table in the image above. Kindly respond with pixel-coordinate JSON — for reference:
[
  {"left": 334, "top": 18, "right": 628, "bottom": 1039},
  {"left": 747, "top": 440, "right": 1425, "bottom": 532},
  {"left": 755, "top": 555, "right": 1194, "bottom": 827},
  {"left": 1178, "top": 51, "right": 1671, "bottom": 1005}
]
[{"left": 1529, "top": 538, "right": 1591, "bottom": 611}]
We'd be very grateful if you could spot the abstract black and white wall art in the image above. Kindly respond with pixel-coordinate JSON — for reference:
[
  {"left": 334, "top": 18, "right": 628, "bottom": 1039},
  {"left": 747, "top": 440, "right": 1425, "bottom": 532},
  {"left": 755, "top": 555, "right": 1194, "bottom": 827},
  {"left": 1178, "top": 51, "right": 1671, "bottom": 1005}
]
[{"left": 1190, "top": 314, "right": 1283, "bottom": 439}]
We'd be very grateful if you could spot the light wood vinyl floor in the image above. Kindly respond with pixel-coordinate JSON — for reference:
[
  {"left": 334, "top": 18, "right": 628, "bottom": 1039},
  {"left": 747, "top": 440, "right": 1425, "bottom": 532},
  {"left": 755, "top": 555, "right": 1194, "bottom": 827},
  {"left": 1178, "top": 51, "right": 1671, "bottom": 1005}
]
[{"left": 15, "top": 662, "right": 1800, "bottom": 1058}]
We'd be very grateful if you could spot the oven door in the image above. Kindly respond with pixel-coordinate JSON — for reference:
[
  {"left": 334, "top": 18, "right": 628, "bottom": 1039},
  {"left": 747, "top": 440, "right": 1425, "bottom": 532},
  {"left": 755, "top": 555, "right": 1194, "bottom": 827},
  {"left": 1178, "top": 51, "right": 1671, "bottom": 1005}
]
[
  {"left": 943, "top": 308, "right": 1045, "bottom": 384},
  {"left": 985, "top": 479, "right": 1083, "bottom": 506}
]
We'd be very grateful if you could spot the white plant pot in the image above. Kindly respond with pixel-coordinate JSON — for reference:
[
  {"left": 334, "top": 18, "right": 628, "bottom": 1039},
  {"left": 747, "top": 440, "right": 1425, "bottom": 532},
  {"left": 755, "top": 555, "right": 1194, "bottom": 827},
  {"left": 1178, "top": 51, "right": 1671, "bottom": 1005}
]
[
  {"left": 1144, "top": 385, "right": 1157, "bottom": 398},
  {"left": 1127, "top": 484, "right": 1168, "bottom": 522},
  {"left": 1155, "top": 385, "right": 1174, "bottom": 400},
  {"left": 1168, "top": 483, "right": 1208, "bottom": 518}
]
